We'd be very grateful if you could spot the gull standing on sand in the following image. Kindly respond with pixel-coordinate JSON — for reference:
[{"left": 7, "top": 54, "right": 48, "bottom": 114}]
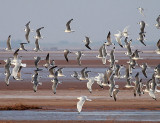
[
  {"left": 19, "top": 43, "right": 27, "bottom": 51},
  {"left": 34, "top": 38, "right": 41, "bottom": 52},
  {"left": 114, "top": 31, "right": 123, "bottom": 48},
  {"left": 77, "top": 96, "right": 92, "bottom": 113},
  {"left": 24, "top": 21, "right": 31, "bottom": 43},
  {"left": 64, "top": 49, "right": 72, "bottom": 62},
  {"left": 31, "top": 69, "right": 42, "bottom": 92},
  {"left": 4, "top": 58, "right": 12, "bottom": 86},
  {"left": 65, "top": 19, "right": 75, "bottom": 33},
  {"left": 155, "top": 15, "right": 160, "bottom": 29},
  {"left": 83, "top": 36, "right": 92, "bottom": 50},
  {"left": 35, "top": 27, "right": 44, "bottom": 39},
  {"left": 75, "top": 51, "right": 84, "bottom": 66},
  {"left": 125, "top": 78, "right": 134, "bottom": 88},
  {"left": 5, "top": 35, "right": 12, "bottom": 51},
  {"left": 87, "top": 77, "right": 95, "bottom": 93}
]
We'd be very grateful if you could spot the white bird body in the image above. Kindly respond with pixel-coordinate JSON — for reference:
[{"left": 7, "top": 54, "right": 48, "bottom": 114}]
[
  {"left": 77, "top": 96, "right": 92, "bottom": 113},
  {"left": 87, "top": 77, "right": 95, "bottom": 93}
]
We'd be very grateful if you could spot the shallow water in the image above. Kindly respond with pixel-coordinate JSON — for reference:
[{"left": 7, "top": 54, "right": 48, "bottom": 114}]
[{"left": 0, "top": 110, "right": 160, "bottom": 121}]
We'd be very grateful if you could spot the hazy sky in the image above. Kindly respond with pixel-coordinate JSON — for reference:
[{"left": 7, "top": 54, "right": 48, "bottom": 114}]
[{"left": 0, "top": 0, "right": 159, "bottom": 49}]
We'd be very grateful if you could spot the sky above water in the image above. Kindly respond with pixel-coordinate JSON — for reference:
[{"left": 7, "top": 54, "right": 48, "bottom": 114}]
[{"left": 0, "top": 0, "right": 159, "bottom": 49}]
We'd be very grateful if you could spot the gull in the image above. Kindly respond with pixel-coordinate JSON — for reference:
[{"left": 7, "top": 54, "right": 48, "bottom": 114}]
[
  {"left": 94, "top": 73, "right": 104, "bottom": 89},
  {"left": 137, "top": 32, "right": 146, "bottom": 46},
  {"left": 77, "top": 96, "right": 92, "bottom": 113},
  {"left": 131, "top": 49, "right": 143, "bottom": 60},
  {"left": 155, "top": 15, "right": 160, "bottom": 29},
  {"left": 136, "top": 79, "right": 144, "bottom": 96},
  {"left": 108, "top": 47, "right": 118, "bottom": 68},
  {"left": 105, "top": 31, "right": 114, "bottom": 46},
  {"left": 101, "top": 44, "right": 107, "bottom": 65},
  {"left": 16, "top": 66, "right": 23, "bottom": 80},
  {"left": 11, "top": 57, "right": 26, "bottom": 80},
  {"left": 79, "top": 67, "right": 87, "bottom": 80},
  {"left": 150, "top": 73, "right": 160, "bottom": 93},
  {"left": 144, "top": 79, "right": 152, "bottom": 93},
  {"left": 102, "top": 70, "right": 110, "bottom": 86},
  {"left": 84, "top": 71, "right": 91, "bottom": 79},
  {"left": 64, "top": 49, "right": 72, "bottom": 62},
  {"left": 50, "top": 60, "right": 56, "bottom": 67},
  {"left": 71, "top": 71, "right": 81, "bottom": 80},
  {"left": 87, "top": 77, "right": 95, "bottom": 93},
  {"left": 105, "top": 68, "right": 113, "bottom": 84},
  {"left": 34, "top": 38, "right": 41, "bottom": 52},
  {"left": 125, "top": 78, "right": 134, "bottom": 88},
  {"left": 31, "top": 69, "right": 42, "bottom": 92},
  {"left": 114, "top": 31, "right": 123, "bottom": 48},
  {"left": 4, "top": 58, "right": 12, "bottom": 86},
  {"left": 155, "top": 39, "right": 160, "bottom": 54},
  {"left": 65, "top": 19, "right": 75, "bottom": 33},
  {"left": 149, "top": 89, "right": 157, "bottom": 100},
  {"left": 133, "top": 72, "right": 140, "bottom": 96},
  {"left": 109, "top": 73, "right": 119, "bottom": 97},
  {"left": 138, "top": 21, "right": 146, "bottom": 34},
  {"left": 19, "top": 43, "right": 27, "bottom": 51},
  {"left": 83, "top": 36, "right": 92, "bottom": 50},
  {"left": 48, "top": 66, "right": 57, "bottom": 78},
  {"left": 96, "top": 45, "right": 103, "bottom": 58},
  {"left": 24, "top": 21, "right": 31, "bottom": 43},
  {"left": 34, "top": 27, "right": 44, "bottom": 39},
  {"left": 51, "top": 77, "right": 61, "bottom": 94},
  {"left": 13, "top": 49, "right": 19, "bottom": 61},
  {"left": 124, "top": 37, "right": 131, "bottom": 48},
  {"left": 43, "top": 53, "right": 50, "bottom": 69},
  {"left": 140, "top": 63, "right": 148, "bottom": 78},
  {"left": 114, "top": 64, "right": 123, "bottom": 79},
  {"left": 34, "top": 56, "right": 41, "bottom": 69},
  {"left": 138, "top": 7, "right": 145, "bottom": 17},
  {"left": 127, "top": 56, "right": 137, "bottom": 69},
  {"left": 154, "top": 64, "right": 160, "bottom": 78},
  {"left": 122, "top": 26, "right": 129, "bottom": 37},
  {"left": 123, "top": 65, "right": 132, "bottom": 79},
  {"left": 125, "top": 42, "right": 132, "bottom": 56},
  {"left": 57, "top": 67, "right": 66, "bottom": 77},
  {"left": 5, "top": 35, "right": 12, "bottom": 51},
  {"left": 113, "top": 89, "right": 119, "bottom": 101},
  {"left": 75, "top": 51, "right": 84, "bottom": 66}
]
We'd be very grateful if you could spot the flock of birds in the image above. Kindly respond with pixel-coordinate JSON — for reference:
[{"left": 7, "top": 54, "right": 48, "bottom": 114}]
[{"left": 2, "top": 7, "right": 160, "bottom": 113}]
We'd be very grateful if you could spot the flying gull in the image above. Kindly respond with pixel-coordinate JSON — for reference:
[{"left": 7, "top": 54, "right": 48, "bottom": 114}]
[
  {"left": 83, "top": 36, "right": 92, "bottom": 50},
  {"left": 24, "top": 21, "right": 31, "bottom": 43},
  {"left": 65, "top": 19, "right": 75, "bottom": 33},
  {"left": 77, "top": 96, "right": 92, "bottom": 113}
]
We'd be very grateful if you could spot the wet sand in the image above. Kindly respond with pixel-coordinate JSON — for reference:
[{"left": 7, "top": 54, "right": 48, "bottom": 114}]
[{"left": 0, "top": 52, "right": 160, "bottom": 122}]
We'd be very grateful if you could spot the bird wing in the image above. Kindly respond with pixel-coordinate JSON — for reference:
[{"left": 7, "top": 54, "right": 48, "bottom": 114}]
[
  {"left": 66, "top": 19, "right": 73, "bottom": 30},
  {"left": 77, "top": 98, "right": 85, "bottom": 113},
  {"left": 157, "top": 39, "right": 160, "bottom": 49},
  {"left": 107, "top": 31, "right": 111, "bottom": 43}
]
